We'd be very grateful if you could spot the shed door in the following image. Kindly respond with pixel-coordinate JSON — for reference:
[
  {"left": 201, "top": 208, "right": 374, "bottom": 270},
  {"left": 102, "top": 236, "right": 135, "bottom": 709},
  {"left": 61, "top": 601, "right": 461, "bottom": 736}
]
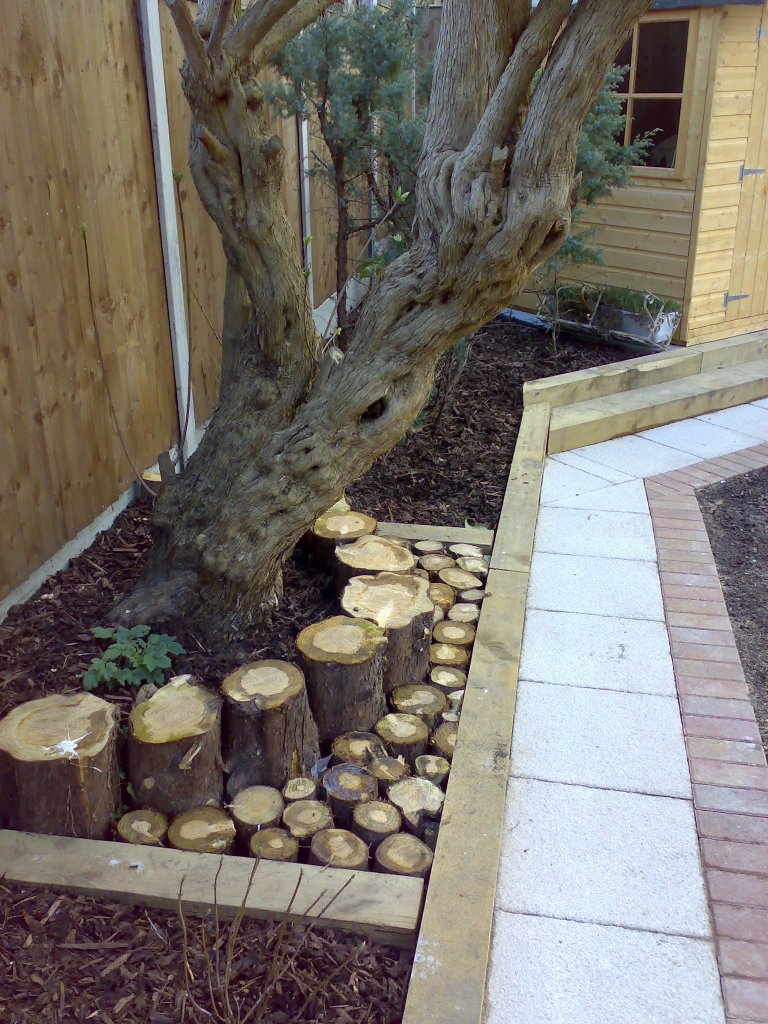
[{"left": 726, "top": 8, "right": 768, "bottom": 324}]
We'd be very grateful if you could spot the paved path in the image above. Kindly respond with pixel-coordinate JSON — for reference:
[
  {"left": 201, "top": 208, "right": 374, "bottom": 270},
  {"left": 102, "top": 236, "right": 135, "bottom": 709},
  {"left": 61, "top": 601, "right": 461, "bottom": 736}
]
[{"left": 486, "top": 400, "right": 768, "bottom": 1024}]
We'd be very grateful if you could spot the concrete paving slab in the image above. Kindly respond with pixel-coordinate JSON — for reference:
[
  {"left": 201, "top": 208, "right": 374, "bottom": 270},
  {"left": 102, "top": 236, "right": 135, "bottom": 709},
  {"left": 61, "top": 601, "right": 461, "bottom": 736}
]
[
  {"left": 540, "top": 459, "right": 617, "bottom": 506},
  {"left": 528, "top": 552, "right": 665, "bottom": 621},
  {"left": 519, "top": 608, "right": 676, "bottom": 695},
  {"left": 547, "top": 478, "right": 651, "bottom": 514},
  {"left": 486, "top": 913, "right": 725, "bottom": 1024},
  {"left": 568, "top": 435, "right": 698, "bottom": 478},
  {"left": 512, "top": 679, "right": 690, "bottom": 797},
  {"left": 753, "top": 398, "right": 768, "bottom": 410},
  {"left": 534, "top": 507, "right": 657, "bottom": 561},
  {"left": 640, "top": 420, "right": 760, "bottom": 459},
  {"left": 498, "top": 778, "right": 711, "bottom": 935},
  {"left": 550, "top": 450, "right": 634, "bottom": 483},
  {"left": 699, "top": 404, "right": 768, "bottom": 441}
]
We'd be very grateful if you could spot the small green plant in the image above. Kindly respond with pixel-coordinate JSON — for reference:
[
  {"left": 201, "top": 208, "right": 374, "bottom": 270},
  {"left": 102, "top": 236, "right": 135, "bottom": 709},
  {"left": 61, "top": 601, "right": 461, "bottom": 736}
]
[{"left": 83, "top": 625, "right": 185, "bottom": 691}]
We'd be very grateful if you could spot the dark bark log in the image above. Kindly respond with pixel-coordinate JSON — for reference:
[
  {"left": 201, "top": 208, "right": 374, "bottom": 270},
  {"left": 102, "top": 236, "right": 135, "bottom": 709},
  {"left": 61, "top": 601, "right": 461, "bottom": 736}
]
[
  {"left": 167, "top": 807, "right": 236, "bottom": 854},
  {"left": 221, "top": 660, "right": 319, "bottom": 795},
  {"left": 230, "top": 785, "right": 285, "bottom": 841},
  {"left": 0, "top": 693, "right": 120, "bottom": 840},
  {"left": 249, "top": 827, "right": 299, "bottom": 861},
  {"left": 331, "top": 731, "right": 387, "bottom": 768},
  {"left": 127, "top": 676, "right": 223, "bottom": 816},
  {"left": 117, "top": 808, "right": 169, "bottom": 847},
  {"left": 296, "top": 616, "right": 387, "bottom": 743},
  {"left": 321, "top": 763, "right": 377, "bottom": 826},
  {"left": 374, "top": 714, "right": 429, "bottom": 765},
  {"left": 282, "top": 798, "right": 334, "bottom": 842},
  {"left": 351, "top": 800, "right": 402, "bottom": 850},
  {"left": 369, "top": 755, "right": 410, "bottom": 795},
  {"left": 309, "top": 828, "right": 369, "bottom": 870},
  {"left": 375, "top": 833, "right": 433, "bottom": 878}
]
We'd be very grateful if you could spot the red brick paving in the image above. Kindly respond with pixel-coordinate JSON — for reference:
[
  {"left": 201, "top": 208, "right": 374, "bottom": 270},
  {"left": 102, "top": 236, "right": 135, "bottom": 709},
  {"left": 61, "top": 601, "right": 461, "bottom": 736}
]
[{"left": 647, "top": 444, "right": 768, "bottom": 1016}]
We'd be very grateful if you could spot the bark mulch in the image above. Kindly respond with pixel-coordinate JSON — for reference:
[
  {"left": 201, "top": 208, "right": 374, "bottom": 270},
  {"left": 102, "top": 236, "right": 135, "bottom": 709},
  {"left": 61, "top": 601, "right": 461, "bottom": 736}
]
[
  {"left": 0, "top": 885, "right": 411, "bottom": 1024},
  {"left": 698, "top": 465, "right": 768, "bottom": 750},
  {"left": 0, "top": 316, "right": 629, "bottom": 1023}
]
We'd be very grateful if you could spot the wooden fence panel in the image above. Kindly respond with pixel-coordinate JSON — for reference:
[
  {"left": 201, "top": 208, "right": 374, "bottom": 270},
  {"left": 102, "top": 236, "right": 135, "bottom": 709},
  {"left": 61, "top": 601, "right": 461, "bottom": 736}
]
[{"left": 0, "top": 0, "right": 178, "bottom": 599}]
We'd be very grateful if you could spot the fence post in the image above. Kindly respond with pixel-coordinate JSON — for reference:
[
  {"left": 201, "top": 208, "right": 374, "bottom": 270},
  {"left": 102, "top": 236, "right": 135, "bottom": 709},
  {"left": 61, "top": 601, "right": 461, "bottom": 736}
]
[{"left": 137, "top": 0, "right": 197, "bottom": 465}]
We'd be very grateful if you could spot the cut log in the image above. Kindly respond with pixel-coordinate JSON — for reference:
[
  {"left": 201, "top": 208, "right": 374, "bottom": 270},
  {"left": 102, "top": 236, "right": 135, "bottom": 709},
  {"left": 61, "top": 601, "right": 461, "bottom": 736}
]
[
  {"left": 428, "top": 582, "right": 455, "bottom": 614},
  {"left": 374, "top": 714, "right": 428, "bottom": 765},
  {"left": 391, "top": 685, "right": 448, "bottom": 730},
  {"left": 417, "top": 554, "right": 456, "bottom": 580},
  {"left": 413, "top": 540, "right": 445, "bottom": 555},
  {"left": 221, "top": 660, "right": 319, "bottom": 795},
  {"left": 433, "top": 621, "right": 476, "bottom": 648},
  {"left": 460, "top": 588, "right": 485, "bottom": 605},
  {"left": 167, "top": 807, "right": 236, "bottom": 854},
  {"left": 456, "top": 556, "right": 488, "bottom": 578},
  {"left": 413, "top": 568, "right": 430, "bottom": 580},
  {"left": 447, "top": 602, "right": 480, "bottom": 624},
  {"left": 369, "top": 756, "right": 411, "bottom": 794},
  {"left": 449, "top": 543, "right": 485, "bottom": 559},
  {"left": 438, "top": 567, "right": 483, "bottom": 591},
  {"left": 415, "top": 755, "right": 451, "bottom": 787},
  {"left": 127, "top": 676, "right": 222, "bottom": 816},
  {"left": 387, "top": 777, "right": 444, "bottom": 838},
  {"left": 429, "top": 665, "right": 468, "bottom": 694},
  {"left": 341, "top": 573, "right": 433, "bottom": 693},
  {"left": 432, "top": 721, "right": 459, "bottom": 761},
  {"left": 375, "top": 833, "right": 434, "bottom": 878},
  {"left": 282, "top": 799, "right": 334, "bottom": 842},
  {"left": 351, "top": 800, "right": 402, "bottom": 849},
  {"left": 230, "top": 785, "right": 285, "bottom": 841},
  {"left": 0, "top": 692, "right": 120, "bottom": 839},
  {"left": 331, "top": 731, "right": 387, "bottom": 768},
  {"left": 309, "top": 828, "right": 369, "bottom": 870},
  {"left": 448, "top": 690, "right": 464, "bottom": 711},
  {"left": 432, "top": 605, "right": 445, "bottom": 625},
  {"left": 430, "top": 644, "right": 469, "bottom": 669},
  {"left": 249, "top": 827, "right": 299, "bottom": 862},
  {"left": 282, "top": 776, "right": 318, "bottom": 802},
  {"left": 382, "top": 535, "right": 412, "bottom": 550},
  {"left": 117, "top": 809, "right": 168, "bottom": 847},
  {"left": 441, "top": 710, "right": 460, "bottom": 725},
  {"left": 311, "top": 510, "right": 377, "bottom": 567},
  {"left": 335, "top": 536, "right": 416, "bottom": 588},
  {"left": 322, "top": 763, "right": 377, "bottom": 826},
  {"left": 296, "top": 616, "right": 386, "bottom": 743},
  {"left": 422, "top": 820, "right": 440, "bottom": 852}
]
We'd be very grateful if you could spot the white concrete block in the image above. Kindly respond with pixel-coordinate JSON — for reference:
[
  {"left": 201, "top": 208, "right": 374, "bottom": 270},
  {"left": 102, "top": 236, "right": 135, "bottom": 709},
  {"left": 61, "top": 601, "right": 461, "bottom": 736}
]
[
  {"left": 519, "top": 608, "right": 676, "bottom": 695},
  {"left": 512, "top": 680, "right": 690, "bottom": 797},
  {"left": 528, "top": 552, "right": 665, "bottom": 621},
  {"left": 486, "top": 913, "right": 725, "bottom": 1024},
  {"left": 540, "top": 460, "right": 617, "bottom": 506},
  {"left": 551, "top": 450, "right": 634, "bottom": 483},
  {"left": 548, "top": 479, "right": 650, "bottom": 514},
  {"left": 568, "top": 435, "right": 698, "bottom": 478},
  {"left": 640, "top": 419, "right": 759, "bottom": 459},
  {"left": 497, "top": 779, "right": 711, "bottom": 936},
  {"left": 534, "top": 507, "right": 657, "bottom": 561},
  {"left": 700, "top": 404, "right": 768, "bottom": 442}
]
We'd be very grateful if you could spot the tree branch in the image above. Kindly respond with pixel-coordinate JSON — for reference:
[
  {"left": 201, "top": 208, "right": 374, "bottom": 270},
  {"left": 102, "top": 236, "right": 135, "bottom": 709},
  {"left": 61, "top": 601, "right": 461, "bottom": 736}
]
[
  {"left": 165, "top": 0, "right": 210, "bottom": 78},
  {"left": 208, "top": 0, "right": 234, "bottom": 57},
  {"left": 225, "top": 0, "right": 333, "bottom": 65}
]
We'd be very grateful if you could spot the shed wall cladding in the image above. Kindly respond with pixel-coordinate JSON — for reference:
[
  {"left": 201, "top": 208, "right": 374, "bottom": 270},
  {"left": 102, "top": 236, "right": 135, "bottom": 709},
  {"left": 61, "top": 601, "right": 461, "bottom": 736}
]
[{"left": 0, "top": 2, "right": 178, "bottom": 599}]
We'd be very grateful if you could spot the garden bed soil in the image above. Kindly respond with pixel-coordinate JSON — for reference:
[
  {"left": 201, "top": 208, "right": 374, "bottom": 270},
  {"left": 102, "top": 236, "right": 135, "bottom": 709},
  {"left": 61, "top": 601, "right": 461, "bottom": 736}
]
[
  {"left": 0, "top": 318, "right": 628, "bottom": 1023},
  {"left": 698, "top": 466, "right": 768, "bottom": 750}
]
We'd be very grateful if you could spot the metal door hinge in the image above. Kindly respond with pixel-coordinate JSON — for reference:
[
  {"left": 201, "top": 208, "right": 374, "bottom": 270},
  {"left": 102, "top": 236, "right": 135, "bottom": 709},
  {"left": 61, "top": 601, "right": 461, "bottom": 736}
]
[
  {"left": 740, "top": 165, "right": 766, "bottom": 181},
  {"left": 724, "top": 292, "right": 750, "bottom": 307}
]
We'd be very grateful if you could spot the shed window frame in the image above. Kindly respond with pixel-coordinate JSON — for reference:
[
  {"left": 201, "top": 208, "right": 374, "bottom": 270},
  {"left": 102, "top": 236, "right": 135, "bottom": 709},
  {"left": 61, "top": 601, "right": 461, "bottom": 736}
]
[{"left": 617, "top": 11, "right": 699, "bottom": 182}]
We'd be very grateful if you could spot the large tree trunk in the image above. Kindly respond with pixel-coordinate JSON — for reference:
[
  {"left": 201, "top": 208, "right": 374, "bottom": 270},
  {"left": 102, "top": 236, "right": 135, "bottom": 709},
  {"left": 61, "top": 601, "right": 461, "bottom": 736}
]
[{"left": 115, "top": 0, "right": 651, "bottom": 643}]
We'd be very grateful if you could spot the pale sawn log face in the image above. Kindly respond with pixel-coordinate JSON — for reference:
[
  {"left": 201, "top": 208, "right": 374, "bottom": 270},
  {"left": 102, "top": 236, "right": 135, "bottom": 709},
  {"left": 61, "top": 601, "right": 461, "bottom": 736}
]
[{"left": 115, "top": 0, "right": 652, "bottom": 641}]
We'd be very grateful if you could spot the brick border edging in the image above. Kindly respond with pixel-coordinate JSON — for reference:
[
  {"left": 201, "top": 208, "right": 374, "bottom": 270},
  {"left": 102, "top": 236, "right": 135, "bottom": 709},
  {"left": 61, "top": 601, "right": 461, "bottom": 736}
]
[{"left": 646, "top": 444, "right": 768, "bottom": 1024}]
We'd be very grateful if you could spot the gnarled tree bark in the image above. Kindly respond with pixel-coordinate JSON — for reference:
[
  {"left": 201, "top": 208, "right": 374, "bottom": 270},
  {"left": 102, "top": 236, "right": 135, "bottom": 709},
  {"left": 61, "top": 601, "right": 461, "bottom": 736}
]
[{"left": 116, "top": 0, "right": 651, "bottom": 642}]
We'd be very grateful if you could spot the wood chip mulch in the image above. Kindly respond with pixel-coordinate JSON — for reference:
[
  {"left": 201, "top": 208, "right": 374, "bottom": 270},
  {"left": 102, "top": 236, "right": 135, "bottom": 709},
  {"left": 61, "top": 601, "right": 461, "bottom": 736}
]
[{"left": 0, "top": 884, "right": 411, "bottom": 1024}]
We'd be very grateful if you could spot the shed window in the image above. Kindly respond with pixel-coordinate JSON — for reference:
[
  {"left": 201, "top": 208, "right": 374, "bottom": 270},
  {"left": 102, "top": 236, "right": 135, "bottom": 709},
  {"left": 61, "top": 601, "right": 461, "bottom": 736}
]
[{"left": 616, "top": 18, "right": 691, "bottom": 172}]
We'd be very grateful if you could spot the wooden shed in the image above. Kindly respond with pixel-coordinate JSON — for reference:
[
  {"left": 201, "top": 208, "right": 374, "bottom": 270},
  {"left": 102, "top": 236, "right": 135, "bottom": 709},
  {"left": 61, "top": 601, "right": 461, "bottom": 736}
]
[{"left": 522, "top": 0, "right": 768, "bottom": 346}]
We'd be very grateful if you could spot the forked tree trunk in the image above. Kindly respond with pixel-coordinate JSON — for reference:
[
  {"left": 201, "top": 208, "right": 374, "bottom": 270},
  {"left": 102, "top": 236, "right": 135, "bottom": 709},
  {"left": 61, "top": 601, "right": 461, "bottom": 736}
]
[{"left": 115, "top": 0, "right": 651, "bottom": 642}]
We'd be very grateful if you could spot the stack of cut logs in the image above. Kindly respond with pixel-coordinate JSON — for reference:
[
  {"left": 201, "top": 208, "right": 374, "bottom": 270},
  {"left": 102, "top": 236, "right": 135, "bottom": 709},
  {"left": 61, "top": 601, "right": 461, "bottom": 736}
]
[{"left": 0, "top": 498, "right": 486, "bottom": 880}]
